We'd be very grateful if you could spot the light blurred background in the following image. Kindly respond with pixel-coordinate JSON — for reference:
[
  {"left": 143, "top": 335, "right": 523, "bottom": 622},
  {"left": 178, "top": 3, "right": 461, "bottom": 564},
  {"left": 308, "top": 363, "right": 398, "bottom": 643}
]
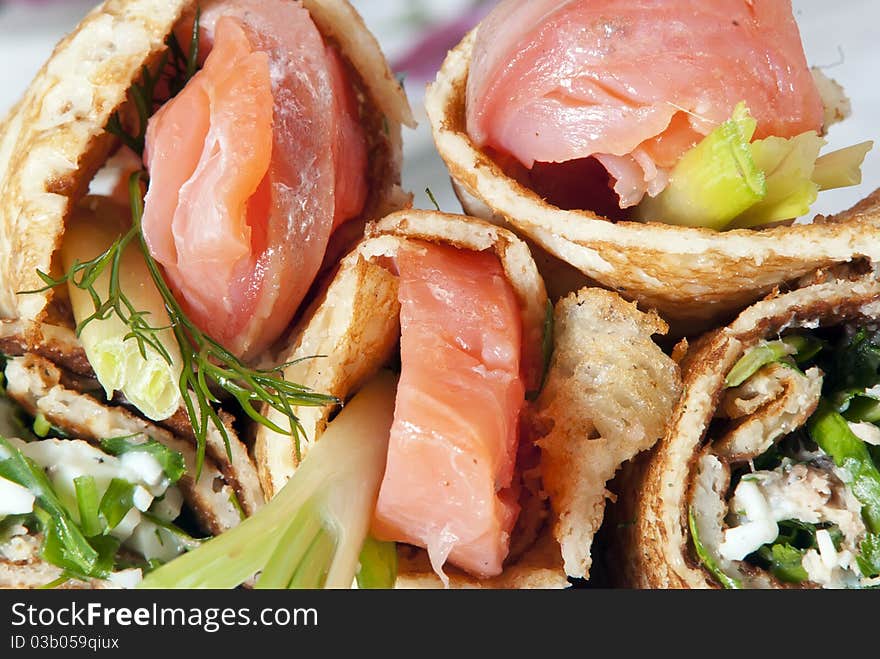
[{"left": 0, "top": 0, "right": 877, "bottom": 216}]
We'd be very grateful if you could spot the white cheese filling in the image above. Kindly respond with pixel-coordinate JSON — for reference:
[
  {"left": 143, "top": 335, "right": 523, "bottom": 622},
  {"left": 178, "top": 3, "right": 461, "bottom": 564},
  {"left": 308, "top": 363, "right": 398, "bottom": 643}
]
[
  {"left": 719, "top": 460, "right": 867, "bottom": 586},
  {"left": 848, "top": 421, "right": 880, "bottom": 446},
  {"left": 0, "top": 476, "right": 36, "bottom": 516},
  {"left": 2, "top": 437, "right": 184, "bottom": 560},
  {"left": 718, "top": 480, "right": 777, "bottom": 561}
]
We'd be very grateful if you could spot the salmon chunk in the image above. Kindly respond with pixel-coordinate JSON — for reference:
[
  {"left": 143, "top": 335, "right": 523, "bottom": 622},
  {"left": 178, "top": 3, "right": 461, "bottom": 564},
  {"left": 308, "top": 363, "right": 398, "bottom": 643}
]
[{"left": 373, "top": 242, "right": 526, "bottom": 579}]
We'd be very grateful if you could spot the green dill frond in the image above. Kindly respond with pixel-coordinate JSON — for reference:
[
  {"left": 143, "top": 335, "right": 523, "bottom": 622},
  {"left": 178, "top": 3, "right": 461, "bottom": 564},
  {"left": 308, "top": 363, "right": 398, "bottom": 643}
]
[
  {"left": 21, "top": 171, "right": 335, "bottom": 475},
  {"left": 105, "top": 8, "right": 202, "bottom": 157}
]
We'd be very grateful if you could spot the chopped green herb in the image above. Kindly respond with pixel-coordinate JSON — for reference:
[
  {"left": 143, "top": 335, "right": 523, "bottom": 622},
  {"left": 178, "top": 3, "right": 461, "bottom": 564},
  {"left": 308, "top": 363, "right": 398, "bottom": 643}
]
[
  {"left": 98, "top": 478, "right": 137, "bottom": 531},
  {"left": 73, "top": 475, "right": 104, "bottom": 537},
  {"left": 0, "top": 438, "right": 102, "bottom": 578},
  {"left": 356, "top": 536, "right": 397, "bottom": 589},
  {"left": 100, "top": 435, "right": 185, "bottom": 483},
  {"left": 689, "top": 507, "right": 741, "bottom": 589},
  {"left": 807, "top": 400, "right": 880, "bottom": 533},
  {"left": 749, "top": 520, "right": 841, "bottom": 584},
  {"left": 425, "top": 187, "right": 441, "bottom": 211},
  {"left": 228, "top": 490, "right": 246, "bottom": 522},
  {"left": 88, "top": 534, "right": 122, "bottom": 577},
  {"left": 38, "top": 575, "right": 72, "bottom": 590},
  {"left": 776, "top": 519, "right": 841, "bottom": 550},
  {"left": 856, "top": 533, "right": 880, "bottom": 578},
  {"left": 32, "top": 413, "right": 50, "bottom": 438},
  {"left": 756, "top": 542, "right": 808, "bottom": 583},
  {"left": 106, "top": 8, "right": 201, "bottom": 156}
]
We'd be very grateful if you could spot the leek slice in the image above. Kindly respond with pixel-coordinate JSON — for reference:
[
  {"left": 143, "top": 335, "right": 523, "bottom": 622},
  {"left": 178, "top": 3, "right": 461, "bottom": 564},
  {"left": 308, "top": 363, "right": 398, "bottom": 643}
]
[
  {"left": 733, "top": 136, "right": 873, "bottom": 228},
  {"left": 731, "top": 132, "right": 824, "bottom": 228},
  {"left": 634, "top": 101, "right": 873, "bottom": 230},
  {"left": 725, "top": 340, "right": 795, "bottom": 388},
  {"left": 356, "top": 536, "right": 397, "bottom": 589},
  {"left": 62, "top": 198, "right": 182, "bottom": 421},
  {"left": 635, "top": 103, "right": 765, "bottom": 229},
  {"left": 724, "top": 334, "right": 821, "bottom": 388},
  {"left": 813, "top": 141, "right": 873, "bottom": 190},
  {"left": 139, "top": 371, "right": 398, "bottom": 589}
]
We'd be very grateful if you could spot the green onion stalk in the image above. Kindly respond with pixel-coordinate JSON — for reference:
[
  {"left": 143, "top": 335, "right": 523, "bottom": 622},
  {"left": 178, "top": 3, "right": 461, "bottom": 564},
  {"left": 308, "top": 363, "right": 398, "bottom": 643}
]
[{"left": 140, "top": 372, "right": 400, "bottom": 589}]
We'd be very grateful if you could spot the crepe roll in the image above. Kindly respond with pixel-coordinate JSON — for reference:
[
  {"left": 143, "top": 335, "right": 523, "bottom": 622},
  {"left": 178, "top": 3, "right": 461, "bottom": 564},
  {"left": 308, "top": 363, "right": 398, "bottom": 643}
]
[
  {"left": 250, "top": 210, "right": 682, "bottom": 588},
  {"left": 612, "top": 269, "right": 880, "bottom": 588},
  {"left": 0, "top": 0, "right": 412, "bottom": 589},
  {"left": 0, "top": 0, "right": 412, "bottom": 362},
  {"left": 426, "top": 0, "right": 880, "bottom": 334}
]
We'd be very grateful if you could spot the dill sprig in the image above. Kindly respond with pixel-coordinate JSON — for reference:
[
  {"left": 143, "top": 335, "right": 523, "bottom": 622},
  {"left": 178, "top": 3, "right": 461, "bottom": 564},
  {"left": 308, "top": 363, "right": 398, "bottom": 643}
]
[
  {"left": 105, "top": 58, "right": 163, "bottom": 156},
  {"left": 26, "top": 216, "right": 171, "bottom": 366},
  {"left": 24, "top": 173, "right": 335, "bottom": 472},
  {"left": 425, "top": 187, "right": 441, "bottom": 211},
  {"left": 165, "top": 7, "right": 202, "bottom": 96},
  {"left": 106, "top": 7, "right": 202, "bottom": 157},
  {"left": 22, "top": 7, "right": 336, "bottom": 470},
  {"left": 125, "top": 172, "right": 335, "bottom": 467}
]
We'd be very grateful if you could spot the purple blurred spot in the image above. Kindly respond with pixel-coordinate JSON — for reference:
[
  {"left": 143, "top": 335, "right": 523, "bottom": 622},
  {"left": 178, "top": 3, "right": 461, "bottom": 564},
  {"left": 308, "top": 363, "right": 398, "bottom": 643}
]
[{"left": 393, "top": 2, "right": 495, "bottom": 83}]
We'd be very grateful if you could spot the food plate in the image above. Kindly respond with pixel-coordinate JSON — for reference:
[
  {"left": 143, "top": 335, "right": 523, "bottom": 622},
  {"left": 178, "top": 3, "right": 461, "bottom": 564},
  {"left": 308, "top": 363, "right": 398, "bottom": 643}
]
[{"left": 0, "top": 0, "right": 878, "bottom": 591}]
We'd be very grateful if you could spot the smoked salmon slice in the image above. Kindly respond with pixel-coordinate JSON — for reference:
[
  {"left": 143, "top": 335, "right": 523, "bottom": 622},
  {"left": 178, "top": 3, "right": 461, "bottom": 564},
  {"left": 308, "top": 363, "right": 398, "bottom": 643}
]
[
  {"left": 466, "top": 0, "right": 824, "bottom": 208},
  {"left": 372, "top": 242, "right": 525, "bottom": 579},
  {"left": 143, "top": 0, "right": 367, "bottom": 359}
]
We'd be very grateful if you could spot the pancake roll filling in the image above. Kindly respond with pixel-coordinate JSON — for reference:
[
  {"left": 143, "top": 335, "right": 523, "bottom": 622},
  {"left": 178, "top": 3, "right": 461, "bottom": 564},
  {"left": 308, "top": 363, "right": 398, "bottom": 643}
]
[{"left": 692, "top": 326, "right": 880, "bottom": 588}]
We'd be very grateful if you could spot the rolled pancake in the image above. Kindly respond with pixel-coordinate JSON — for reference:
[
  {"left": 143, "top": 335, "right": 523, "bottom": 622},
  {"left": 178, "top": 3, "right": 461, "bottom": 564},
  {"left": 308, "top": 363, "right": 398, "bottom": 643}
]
[
  {"left": 0, "top": 352, "right": 264, "bottom": 589},
  {"left": 4, "top": 353, "right": 263, "bottom": 532},
  {"left": 255, "top": 209, "right": 681, "bottom": 588},
  {"left": 0, "top": 0, "right": 414, "bottom": 325},
  {"left": 0, "top": 0, "right": 415, "bottom": 589},
  {"left": 611, "top": 270, "right": 880, "bottom": 588},
  {"left": 425, "top": 29, "right": 880, "bottom": 334},
  {"left": 1, "top": 531, "right": 130, "bottom": 589}
]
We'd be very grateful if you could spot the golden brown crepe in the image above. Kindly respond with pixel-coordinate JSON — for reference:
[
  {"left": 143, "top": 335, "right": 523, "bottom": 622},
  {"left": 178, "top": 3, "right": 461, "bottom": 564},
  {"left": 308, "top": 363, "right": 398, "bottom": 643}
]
[
  {"left": 0, "top": 351, "right": 265, "bottom": 589},
  {"left": 0, "top": 0, "right": 414, "bottom": 326},
  {"left": 426, "top": 29, "right": 880, "bottom": 335},
  {"left": 0, "top": 0, "right": 413, "bottom": 589},
  {"left": 255, "top": 209, "right": 682, "bottom": 588},
  {"left": 610, "top": 269, "right": 880, "bottom": 588}
]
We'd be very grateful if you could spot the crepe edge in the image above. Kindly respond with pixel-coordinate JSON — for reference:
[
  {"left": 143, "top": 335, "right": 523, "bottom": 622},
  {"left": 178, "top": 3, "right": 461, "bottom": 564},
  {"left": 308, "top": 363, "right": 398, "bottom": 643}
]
[{"left": 425, "top": 29, "right": 880, "bottom": 332}]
